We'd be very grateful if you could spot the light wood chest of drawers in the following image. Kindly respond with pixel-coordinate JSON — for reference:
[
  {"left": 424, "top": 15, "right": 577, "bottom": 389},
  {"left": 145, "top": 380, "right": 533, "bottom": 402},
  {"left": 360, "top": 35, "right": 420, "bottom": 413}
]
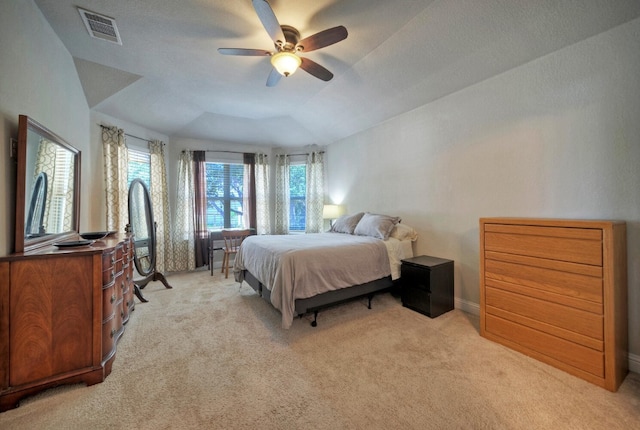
[{"left": 479, "top": 218, "right": 627, "bottom": 391}]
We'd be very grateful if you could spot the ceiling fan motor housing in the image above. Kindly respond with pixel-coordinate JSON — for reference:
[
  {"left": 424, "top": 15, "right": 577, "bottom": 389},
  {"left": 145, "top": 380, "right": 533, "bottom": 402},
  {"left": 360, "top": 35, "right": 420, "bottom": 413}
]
[{"left": 279, "top": 25, "right": 301, "bottom": 51}]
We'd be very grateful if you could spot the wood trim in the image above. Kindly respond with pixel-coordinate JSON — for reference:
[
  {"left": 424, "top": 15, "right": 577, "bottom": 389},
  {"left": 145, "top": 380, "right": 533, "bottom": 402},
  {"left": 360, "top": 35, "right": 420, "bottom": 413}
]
[
  {"left": 92, "top": 254, "right": 103, "bottom": 368},
  {"left": 0, "top": 262, "right": 9, "bottom": 389}
]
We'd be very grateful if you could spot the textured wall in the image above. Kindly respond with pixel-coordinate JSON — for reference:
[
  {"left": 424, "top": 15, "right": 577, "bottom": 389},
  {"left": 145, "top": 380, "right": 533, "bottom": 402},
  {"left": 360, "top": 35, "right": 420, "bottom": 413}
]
[
  {"left": 0, "top": 0, "right": 90, "bottom": 255},
  {"left": 327, "top": 18, "right": 640, "bottom": 364}
]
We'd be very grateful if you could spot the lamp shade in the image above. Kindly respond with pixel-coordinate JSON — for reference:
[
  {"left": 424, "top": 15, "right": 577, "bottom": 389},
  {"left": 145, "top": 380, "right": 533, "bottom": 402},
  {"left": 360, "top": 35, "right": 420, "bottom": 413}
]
[
  {"left": 271, "top": 51, "right": 302, "bottom": 77},
  {"left": 322, "top": 204, "right": 345, "bottom": 219}
]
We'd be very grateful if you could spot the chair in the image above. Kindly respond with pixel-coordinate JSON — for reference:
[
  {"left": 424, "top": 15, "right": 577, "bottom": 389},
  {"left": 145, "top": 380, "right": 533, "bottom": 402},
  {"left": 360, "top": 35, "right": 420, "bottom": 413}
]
[{"left": 221, "top": 229, "right": 251, "bottom": 278}]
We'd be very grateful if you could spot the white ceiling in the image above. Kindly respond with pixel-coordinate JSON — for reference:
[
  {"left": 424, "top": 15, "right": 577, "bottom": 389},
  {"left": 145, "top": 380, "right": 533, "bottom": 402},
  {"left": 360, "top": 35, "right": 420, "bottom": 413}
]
[{"left": 34, "top": 0, "right": 640, "bottom": 148}]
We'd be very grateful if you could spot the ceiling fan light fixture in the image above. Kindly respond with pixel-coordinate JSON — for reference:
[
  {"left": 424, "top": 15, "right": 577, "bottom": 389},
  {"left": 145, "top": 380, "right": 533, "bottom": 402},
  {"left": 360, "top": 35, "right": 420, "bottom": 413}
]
[{"left": 271, "top": 51, "right": 301, "bottom": 77}]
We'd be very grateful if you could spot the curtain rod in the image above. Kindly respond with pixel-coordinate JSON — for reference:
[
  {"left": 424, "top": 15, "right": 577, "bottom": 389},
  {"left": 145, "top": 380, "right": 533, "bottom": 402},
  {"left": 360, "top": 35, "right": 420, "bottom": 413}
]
[
  {"left": 181, "top": 150, "right": 323, "bottom": 156},
  {"left": 99, "top": 124, "right": 161, "bottom": 144},
  {"left": 286, "top": 151, "right": 325, "bottom": 156},
  {"left": 182, "top": 149, "right": 248, "bottom": 154}
]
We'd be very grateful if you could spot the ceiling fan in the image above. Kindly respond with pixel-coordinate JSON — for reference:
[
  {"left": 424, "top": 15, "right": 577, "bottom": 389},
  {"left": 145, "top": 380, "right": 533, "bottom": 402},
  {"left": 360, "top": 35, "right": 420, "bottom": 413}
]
[{"left": 218, "top": 0, "right": 348, "bottom": 87}]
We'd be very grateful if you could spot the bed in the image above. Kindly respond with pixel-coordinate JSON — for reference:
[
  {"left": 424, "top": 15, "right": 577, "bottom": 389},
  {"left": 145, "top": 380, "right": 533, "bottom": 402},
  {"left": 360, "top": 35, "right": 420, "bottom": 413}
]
[{"left": 233, "top": 212, "right": 417, "bottom": 328}]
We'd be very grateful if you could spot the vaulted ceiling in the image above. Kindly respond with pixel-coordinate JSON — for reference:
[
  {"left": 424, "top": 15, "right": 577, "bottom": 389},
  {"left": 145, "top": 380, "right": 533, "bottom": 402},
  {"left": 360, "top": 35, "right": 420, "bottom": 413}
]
[{"left": 34, "top": 0, "right": 640, "bottom": 147}]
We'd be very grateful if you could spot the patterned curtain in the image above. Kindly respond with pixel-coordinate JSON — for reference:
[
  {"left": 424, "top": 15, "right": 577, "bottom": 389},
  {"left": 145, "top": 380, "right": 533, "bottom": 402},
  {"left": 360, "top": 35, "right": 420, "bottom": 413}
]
[
  {"left": 102, "top": 126, "right": 129, "bottom": 233},
  {"left": 255, "top": 153, "right": 270, "bottom": 235},
  {"left": 193, "top": 151, "right": 208, "bottom": 267},
  {"left": 242, "top": 153, "right": 257, "bottom": 229},
  {"left": 172, "top": 151, "right": 196, "bottom": 271},
  {"left": 274, "top": 154, "right": 290, "bottom": 234},
  {"left": 149, "top": 140, "right": 173, "bottom": 273},
  {"left": 305, "top": 151, "right": 325, "bottom": 233}
]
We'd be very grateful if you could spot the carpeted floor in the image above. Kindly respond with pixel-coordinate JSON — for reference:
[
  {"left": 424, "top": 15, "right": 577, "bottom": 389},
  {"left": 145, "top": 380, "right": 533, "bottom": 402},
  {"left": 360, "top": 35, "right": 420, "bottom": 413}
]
[{"left": 1, "top": 269, "right": 639, "bottom": 429}]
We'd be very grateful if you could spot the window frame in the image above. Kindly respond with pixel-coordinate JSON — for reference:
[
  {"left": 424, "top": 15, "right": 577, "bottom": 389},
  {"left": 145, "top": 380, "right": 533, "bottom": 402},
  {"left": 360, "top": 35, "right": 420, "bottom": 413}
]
[
  {"left": 288, "top": 162, "right": 306, "bottom": 232},
  {"left": 127, "top": 147, "right": 151, "bottom": 189},
  {"left": 204, "top": 161, "right": 244, "bottom": 231}
]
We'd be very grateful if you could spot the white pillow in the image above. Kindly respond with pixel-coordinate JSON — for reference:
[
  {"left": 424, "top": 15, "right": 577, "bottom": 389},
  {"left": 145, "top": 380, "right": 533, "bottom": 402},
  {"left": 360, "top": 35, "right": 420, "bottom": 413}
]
[{"left": 390, "top": 223, "right": 418, "bottom": 241}]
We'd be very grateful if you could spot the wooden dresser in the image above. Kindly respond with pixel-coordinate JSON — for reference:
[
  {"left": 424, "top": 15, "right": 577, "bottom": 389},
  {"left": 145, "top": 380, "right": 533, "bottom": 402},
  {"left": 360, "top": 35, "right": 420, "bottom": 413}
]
[
  {"left": 0, "top": 235, "right": 135, "bottom": 411},
  {"left": 479, "top": 218, "right": 627, "bottom": 391}
]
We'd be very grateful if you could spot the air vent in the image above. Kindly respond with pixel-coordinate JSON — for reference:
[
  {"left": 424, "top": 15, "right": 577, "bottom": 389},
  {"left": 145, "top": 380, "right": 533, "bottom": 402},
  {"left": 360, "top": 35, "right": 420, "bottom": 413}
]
[{"left": 78, "top": 8, "right": 122, "bottom": 45}]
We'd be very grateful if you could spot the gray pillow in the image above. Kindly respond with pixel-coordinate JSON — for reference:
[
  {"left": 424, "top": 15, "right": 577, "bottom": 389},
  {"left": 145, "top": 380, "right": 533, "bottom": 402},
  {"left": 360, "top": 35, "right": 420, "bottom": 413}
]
[
  {"left": 330, "top": 212, "right": 365, "bottom": 234},
  {"left": 354, "top": 212, "right": 401, "bottom": 240}
]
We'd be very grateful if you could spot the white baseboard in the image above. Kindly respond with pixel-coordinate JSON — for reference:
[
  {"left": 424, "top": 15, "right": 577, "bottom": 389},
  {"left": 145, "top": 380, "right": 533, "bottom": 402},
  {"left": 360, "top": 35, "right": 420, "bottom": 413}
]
[
  {"left": 455, "top": 297, "right": 479, "bottom": 316},
  {"left": 629, "top": 352, "right": 640, "bottom": 374},
  {"left": 455, "top": 298, "right": 639, "bottom": 375}
]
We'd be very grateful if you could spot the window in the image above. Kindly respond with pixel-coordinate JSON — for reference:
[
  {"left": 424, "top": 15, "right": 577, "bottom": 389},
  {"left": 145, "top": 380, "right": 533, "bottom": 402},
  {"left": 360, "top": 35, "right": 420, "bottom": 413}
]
[
  {"left": 289, "top": 164, "right": 306, "bottom": 231},
  {"left": 47, "top": 147, "right": 74, "bottom": 232},
  {"left": 205, "top": 162, "right": 244, "bottom": 230},
  {"left": 127, "top": 148, "right": 151, "bottom": 188}
]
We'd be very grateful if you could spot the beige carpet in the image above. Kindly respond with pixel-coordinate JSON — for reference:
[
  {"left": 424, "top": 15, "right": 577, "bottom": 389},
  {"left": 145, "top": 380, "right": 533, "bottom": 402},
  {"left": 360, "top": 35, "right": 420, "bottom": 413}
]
[{"left": 1, "top": 269, "right": 639, "bottom": 429}]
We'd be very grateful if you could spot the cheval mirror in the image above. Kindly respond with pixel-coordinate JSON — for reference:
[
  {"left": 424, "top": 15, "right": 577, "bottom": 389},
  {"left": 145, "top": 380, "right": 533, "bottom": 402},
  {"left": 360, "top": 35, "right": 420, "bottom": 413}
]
[{"left": 128, "top": 178, "right": 172, "bottom": 301}]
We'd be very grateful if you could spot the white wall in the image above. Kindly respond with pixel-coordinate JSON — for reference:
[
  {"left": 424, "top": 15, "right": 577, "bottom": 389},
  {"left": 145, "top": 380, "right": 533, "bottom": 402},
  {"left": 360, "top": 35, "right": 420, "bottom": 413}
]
[
  {"left": 327, "top": 18, "right": 640, "bottom": 365},
  {"left": 0, "top": 0, "right": 90, "bottom": 256}
]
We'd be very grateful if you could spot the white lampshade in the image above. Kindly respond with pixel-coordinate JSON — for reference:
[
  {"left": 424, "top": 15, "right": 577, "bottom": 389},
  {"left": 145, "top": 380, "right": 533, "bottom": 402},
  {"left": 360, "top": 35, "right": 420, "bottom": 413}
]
[
  {"left": 271, "top": 51, "right": 302, "bottom": 77},
  {"left": 322, "top": 204, "right": 345, "bottom": 220}
]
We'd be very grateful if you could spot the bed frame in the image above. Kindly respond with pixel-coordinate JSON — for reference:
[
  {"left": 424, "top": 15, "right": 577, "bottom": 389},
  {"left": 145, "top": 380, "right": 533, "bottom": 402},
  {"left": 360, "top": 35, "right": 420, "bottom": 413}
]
[{"left": 242, "top": 270, "right": 394, "bottom": 327}]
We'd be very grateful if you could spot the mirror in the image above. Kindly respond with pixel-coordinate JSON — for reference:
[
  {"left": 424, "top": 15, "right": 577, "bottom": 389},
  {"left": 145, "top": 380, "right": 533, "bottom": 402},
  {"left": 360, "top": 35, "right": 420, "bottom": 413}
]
[
  {"left": 15, "top": 115, "right": 80, "bottom": 253},
  {"left": 128, "top": 179, "right": 171, "bottom": 298}
]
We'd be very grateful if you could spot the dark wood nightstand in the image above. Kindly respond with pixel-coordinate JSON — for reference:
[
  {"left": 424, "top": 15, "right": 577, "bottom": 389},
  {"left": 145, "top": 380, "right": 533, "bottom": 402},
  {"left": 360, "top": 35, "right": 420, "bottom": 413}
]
[{"left": 401, "top": 255, "right": 454, "bottom": 318}]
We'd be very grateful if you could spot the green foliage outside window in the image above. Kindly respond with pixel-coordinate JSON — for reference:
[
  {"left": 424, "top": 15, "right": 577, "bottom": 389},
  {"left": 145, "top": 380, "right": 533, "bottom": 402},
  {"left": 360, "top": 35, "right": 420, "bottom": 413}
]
[
  {"left": 205, "top": 163, "right": 244, "bottom": 230},
  {"left": 289, "top": 164, "right": 306, "bottom": 231}
]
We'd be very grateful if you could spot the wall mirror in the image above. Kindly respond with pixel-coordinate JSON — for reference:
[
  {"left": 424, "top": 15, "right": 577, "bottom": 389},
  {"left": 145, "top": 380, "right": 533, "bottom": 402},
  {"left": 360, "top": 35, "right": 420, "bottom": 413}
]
[
  {"left": 15, "top": 115, "right": 80, "bottom": 253},
  {"left": 128, "top": 179, "right": 171, "bottom": 299}
]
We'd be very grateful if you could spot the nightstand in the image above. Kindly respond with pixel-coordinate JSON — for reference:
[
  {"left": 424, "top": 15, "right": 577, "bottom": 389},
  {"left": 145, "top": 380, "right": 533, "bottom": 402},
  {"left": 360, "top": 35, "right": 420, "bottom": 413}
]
[{"left": 401, "top": 255, "right": 454, "bottom": 318}]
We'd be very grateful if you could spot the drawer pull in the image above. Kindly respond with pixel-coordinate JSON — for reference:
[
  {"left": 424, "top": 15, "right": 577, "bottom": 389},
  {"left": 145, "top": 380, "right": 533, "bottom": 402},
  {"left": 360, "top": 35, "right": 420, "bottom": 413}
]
[
  {"left": 110, "top": 294, "right": 116, "bottom": 304},
  {"left": 110, "top": 328, "right": 117, "bottom": 338},
  {"left": 111, "top": 256, "right": 115, "bottom": 264}
]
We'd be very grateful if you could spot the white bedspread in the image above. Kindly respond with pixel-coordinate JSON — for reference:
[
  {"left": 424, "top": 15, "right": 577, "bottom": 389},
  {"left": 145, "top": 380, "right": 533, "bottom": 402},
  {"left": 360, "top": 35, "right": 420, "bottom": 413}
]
[{"left": 234, "top": 233, "right": 392, "bottom": 328}]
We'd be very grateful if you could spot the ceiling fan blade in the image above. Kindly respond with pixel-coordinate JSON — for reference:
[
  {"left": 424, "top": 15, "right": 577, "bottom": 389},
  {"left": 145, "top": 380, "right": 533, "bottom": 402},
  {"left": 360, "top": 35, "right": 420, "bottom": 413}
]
[
  {"left": 297, "top": 26, "right": 348, "bottom": 52},
  {"left": 300, "top": 58, "right": 334, "bottom": 82},
  {"left": 218, "top": 48, "right": 271, "bottom": 56},
  {"left": 252, "top": 0, "right": 285, "bottom": 45},
  {"left": 266, "top": 68, "right": 282, "bottom": 87}
]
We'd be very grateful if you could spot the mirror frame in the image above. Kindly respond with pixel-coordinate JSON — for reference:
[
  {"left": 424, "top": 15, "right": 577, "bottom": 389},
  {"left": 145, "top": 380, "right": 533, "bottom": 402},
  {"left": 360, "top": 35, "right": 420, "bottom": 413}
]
[
  {"left": 15, "top": 115, "right": 81, "bottom": 253},
  {"left": 128, "top": 178, "right": 156, "bottom": 277}
]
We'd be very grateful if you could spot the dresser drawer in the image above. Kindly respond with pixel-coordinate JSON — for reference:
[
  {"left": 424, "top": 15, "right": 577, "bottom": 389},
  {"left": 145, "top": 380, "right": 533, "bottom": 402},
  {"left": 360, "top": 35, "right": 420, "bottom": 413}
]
[
  {"left": 102, "top": 281, "right": 117, "bottom": 323},
  {"left": 402, "top": 264, "right": 431, "bottom": 292},
  {"left": 484, "top": 224, "right": 602, "bottom": 266},
  {"left": 102, "top": 314, "right": 117, "bottom": 360},
  {"left": 102, "top": 264, "right": 116, "bottom": 286},
  {"left": 402, "top": 285, "right": 431, "bottom": 316},
  {"left": 486, "top": 314, "right": 604, "bottom": 378},
  {"left": 102, "top": 250, "right": 116, "bottom": 269},
  {"left": 484, "top": 258, "right": 603, "bottom": 304},
  {"left": 485, "top": 286, "right": 603, "bottom": 349}
]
